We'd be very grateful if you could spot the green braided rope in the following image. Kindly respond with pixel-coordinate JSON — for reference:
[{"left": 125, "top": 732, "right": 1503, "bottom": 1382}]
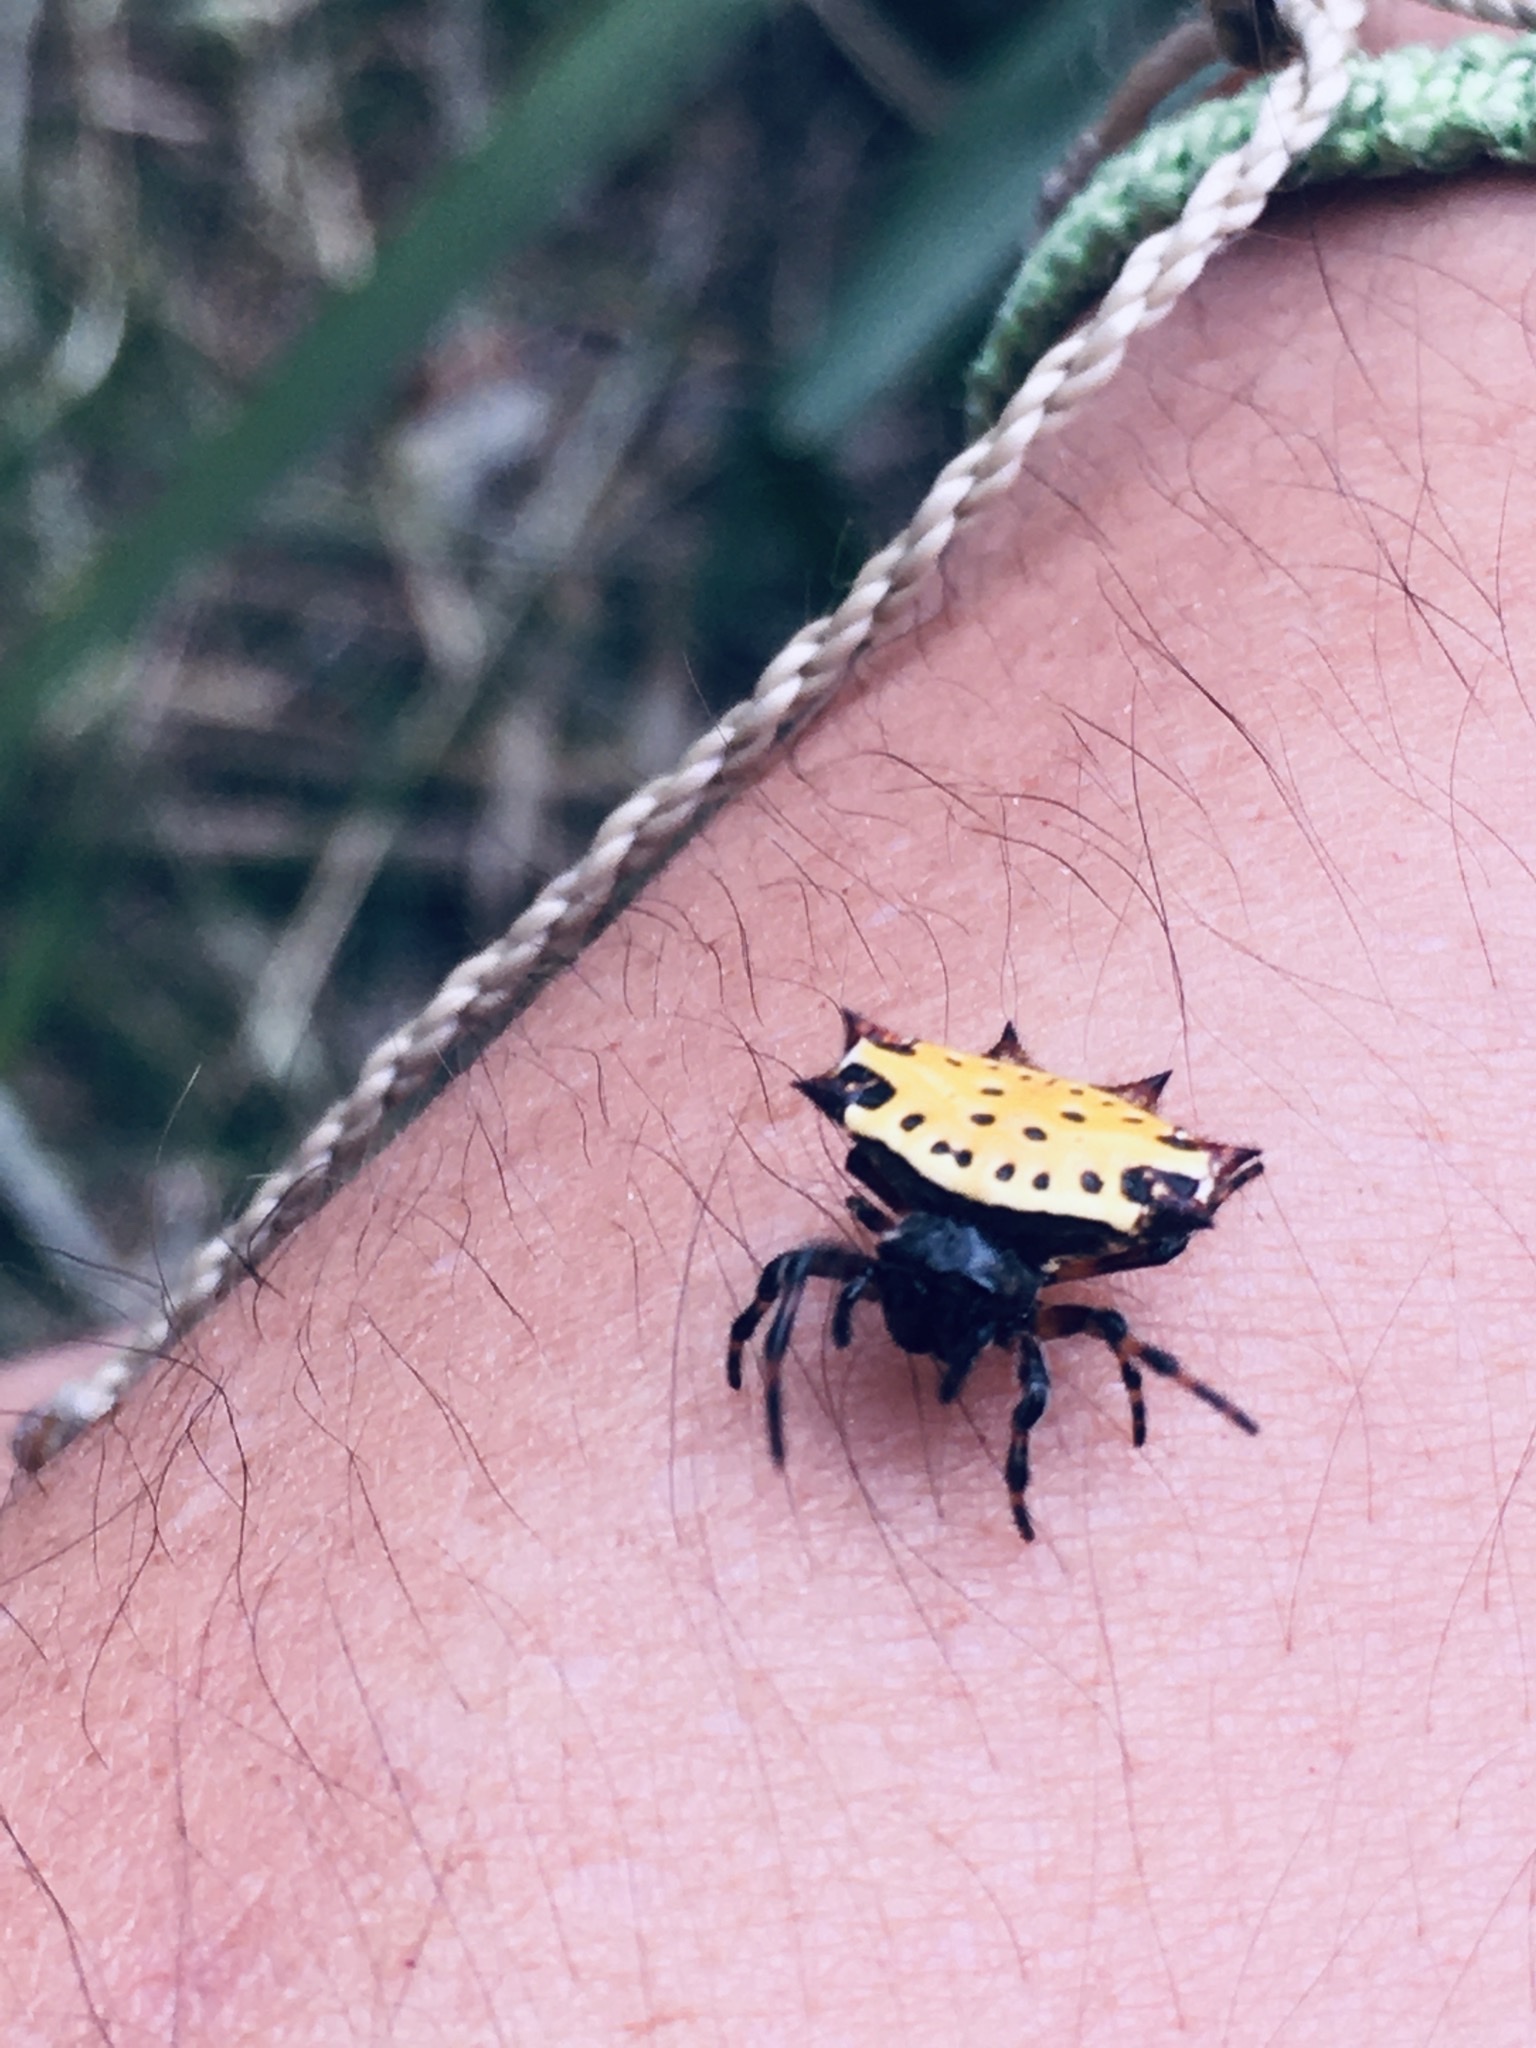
[{"left": 966, "top": 35, "right": 1536, "bottom": 430}]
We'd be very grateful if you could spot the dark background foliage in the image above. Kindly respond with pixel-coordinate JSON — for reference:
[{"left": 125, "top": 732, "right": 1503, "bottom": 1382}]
[{"left": 0, "top": 0, "right": 1181, "bottom": 1355}]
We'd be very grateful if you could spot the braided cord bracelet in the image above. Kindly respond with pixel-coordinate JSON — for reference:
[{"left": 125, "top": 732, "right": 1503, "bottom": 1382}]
[
  {"left": 21, "top": 0, "right": 1526, "bottom": 1469},
  {"left": 968, "top": 31, "right": 1536, "bottom": 431}
]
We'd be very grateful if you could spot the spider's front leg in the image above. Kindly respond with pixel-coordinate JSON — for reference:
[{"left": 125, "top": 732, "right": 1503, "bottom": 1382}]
[
  {"left": 846, "top": 1193, "right": 893, "bottom": 1234},
  {"left": 727, "top": 1244, "right": 874, "bottom": 1463},
  {"left": 831, "top": 1265, "right": 878, "bottom": 1348},
  {"left": 1004, "top": 1334, "right": 1053, "bottom": 1542}
]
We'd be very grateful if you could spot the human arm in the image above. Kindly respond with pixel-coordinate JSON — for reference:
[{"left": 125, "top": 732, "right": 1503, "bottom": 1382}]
[{"left": 1, "top": 31, "right": 1532, "bottom": 2041}]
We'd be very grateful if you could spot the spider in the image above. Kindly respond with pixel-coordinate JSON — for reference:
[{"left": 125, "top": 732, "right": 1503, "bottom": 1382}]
[{"left": 727, "top": 1011, "right": 1263, "bottom": 1539}]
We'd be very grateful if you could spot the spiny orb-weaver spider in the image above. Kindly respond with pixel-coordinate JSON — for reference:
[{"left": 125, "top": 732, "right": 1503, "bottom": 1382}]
[{"left": 727, "top": 1012, "right": 1263, "bottom": 1539}]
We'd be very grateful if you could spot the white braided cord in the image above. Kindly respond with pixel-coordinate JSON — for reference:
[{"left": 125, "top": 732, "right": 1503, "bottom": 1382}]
[
  {"left": 1425, "top": 0, "right": 1536, "bottom": 26},
  {"left": 19, "top": 0, "right": 1366, "bottom": 1465}
]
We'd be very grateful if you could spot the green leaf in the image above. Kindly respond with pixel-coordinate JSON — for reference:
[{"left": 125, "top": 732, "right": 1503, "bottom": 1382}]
[{"left": 775, "top": 0, "right": 1180, "bottom": 448}]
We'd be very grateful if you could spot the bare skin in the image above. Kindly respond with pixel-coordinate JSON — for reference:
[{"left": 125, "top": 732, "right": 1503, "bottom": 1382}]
[{"left": 3, "top": 28, "right": 1534, "bottom": 2047}]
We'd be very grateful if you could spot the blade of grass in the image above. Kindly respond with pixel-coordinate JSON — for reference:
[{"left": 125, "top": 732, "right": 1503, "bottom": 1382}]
[{"left": 0, "top": 0, "right": 774, "bottom": 774}]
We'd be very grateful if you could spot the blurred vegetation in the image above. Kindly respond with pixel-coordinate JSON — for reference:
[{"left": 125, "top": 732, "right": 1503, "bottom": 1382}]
[{"left": 0, "top": 0, "right": 1181, "bottom": 1354}]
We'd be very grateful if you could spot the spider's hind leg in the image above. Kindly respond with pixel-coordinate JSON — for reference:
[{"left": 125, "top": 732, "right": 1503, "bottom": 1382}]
[
  {"left": 728, "top": 1244, "right": 873, "bottom": 1463},
  {"left": 1035, "top": 1300, "right": 1259, "bottom": 1445}
]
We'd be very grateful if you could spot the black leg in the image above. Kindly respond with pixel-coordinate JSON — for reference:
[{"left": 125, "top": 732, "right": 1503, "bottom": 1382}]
[
  {"left": 847, "top": 1194, "right": 893, "bottom": 1235},
  {"left": 1035, "top": 1300, "right": 1259, "bottom": 1443},
  {"left": 937, "top": 1338, "right": 985, "bottom": 1406},
  {"left": 727, "top": 1262, "right": 788, "bottom": 1389},
  {"left": 727, "top": 1245, "right": 874, "bottom": 1464},
  {"left": 831, "top": 1267, "right": 877, "bottom": 1348},
  {"left": 1005, "top": 1335, "right": 1052, "bottom": 1541}
]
